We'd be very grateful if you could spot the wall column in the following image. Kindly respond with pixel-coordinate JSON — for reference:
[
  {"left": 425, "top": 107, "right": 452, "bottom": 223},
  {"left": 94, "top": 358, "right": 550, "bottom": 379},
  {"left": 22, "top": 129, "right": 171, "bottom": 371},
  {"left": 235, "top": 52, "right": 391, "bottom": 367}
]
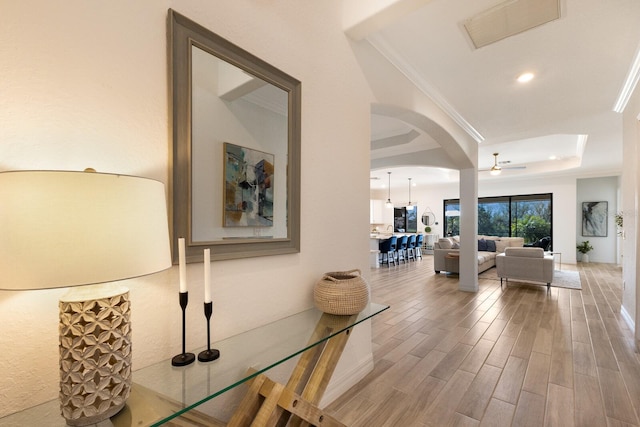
[
  {"left": 459, "top": 167, "right": 478, "bottom": 292},
  {"left": 635, "top": 117, "right": 640, "bottom": 351}
]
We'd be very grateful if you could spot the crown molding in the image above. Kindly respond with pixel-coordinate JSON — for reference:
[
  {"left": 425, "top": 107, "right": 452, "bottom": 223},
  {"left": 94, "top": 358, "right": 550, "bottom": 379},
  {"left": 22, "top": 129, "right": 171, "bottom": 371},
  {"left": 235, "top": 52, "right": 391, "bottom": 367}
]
[
  {"left": 613, "top": 43, "right": 640, "bottom": 113},
  {"left": 367, "top": 33, "right": 485, "bottom": 143}
]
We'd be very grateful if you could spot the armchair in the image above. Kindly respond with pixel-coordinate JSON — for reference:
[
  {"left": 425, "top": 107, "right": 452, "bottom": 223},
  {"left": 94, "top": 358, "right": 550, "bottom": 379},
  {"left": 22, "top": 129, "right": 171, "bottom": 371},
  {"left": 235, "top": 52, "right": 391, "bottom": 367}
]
[{"left": 496, "top": 247, "right": 554, "bottom": 289}]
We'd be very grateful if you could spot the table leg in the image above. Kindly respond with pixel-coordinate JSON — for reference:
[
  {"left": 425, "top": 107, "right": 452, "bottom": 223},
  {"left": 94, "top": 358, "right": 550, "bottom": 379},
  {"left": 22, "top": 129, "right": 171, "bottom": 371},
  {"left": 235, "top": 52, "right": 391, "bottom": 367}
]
[{"left": 227, "top": 313, "right": 355, "bottom": 427}]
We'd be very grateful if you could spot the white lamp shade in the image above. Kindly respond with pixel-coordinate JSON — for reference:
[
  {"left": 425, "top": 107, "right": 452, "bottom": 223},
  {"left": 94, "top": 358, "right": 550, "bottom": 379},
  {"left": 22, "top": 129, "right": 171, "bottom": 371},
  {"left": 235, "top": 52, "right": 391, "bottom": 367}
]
[{"left": 0, "top": 170, "right": 172, "bottom": 290}]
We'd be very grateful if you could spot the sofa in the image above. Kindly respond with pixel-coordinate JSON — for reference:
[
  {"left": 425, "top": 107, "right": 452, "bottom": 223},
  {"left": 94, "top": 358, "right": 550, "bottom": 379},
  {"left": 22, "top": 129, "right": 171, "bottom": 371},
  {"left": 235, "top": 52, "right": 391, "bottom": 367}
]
[
  {"left": 496, "top": 247, "right": 554, "bottom": 289},
  {"left": 433, "top": 235, "right": 524, "bottom": 274}
]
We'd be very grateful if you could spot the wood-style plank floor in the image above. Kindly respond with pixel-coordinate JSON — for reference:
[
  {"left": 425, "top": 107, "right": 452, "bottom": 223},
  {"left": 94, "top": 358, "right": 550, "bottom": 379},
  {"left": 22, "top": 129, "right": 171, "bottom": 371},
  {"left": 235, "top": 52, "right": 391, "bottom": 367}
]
[{"left": 325, "top": 256, "right": 639, "bottom": 426}]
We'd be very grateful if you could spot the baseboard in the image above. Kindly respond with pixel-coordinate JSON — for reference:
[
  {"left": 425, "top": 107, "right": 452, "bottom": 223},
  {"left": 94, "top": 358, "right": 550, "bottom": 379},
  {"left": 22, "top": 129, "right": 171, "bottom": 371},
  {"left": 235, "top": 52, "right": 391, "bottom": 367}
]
[
  {"left": 319, "top": 353, "right": 374, "bottom": 407},
  {"left": 620, "top": 305, "right": 636, "bottom": 334}
]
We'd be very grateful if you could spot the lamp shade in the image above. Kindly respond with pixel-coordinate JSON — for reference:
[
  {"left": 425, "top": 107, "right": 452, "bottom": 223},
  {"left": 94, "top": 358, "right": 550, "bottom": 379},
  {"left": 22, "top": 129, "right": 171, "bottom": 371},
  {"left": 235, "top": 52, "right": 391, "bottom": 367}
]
[{"left": 0, "top": 170, "right": 172, "bottom": 290}]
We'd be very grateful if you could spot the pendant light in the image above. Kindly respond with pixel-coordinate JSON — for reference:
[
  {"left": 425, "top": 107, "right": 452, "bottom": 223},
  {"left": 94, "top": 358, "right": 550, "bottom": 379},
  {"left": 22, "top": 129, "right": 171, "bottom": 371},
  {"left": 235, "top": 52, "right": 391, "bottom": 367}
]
[
  {"left": 385, "top": 172, "right": 393, "bottom": 208},
  {"left": 407, "top": 177, "right": 412, "bottom": 206}
]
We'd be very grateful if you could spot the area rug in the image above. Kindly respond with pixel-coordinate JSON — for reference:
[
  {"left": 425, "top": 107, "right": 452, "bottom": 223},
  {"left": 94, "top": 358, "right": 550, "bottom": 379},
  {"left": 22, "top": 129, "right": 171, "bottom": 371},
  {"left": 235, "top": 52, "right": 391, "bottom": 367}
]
[{"left": 478, "top": 267, "right": 582, "bottom": 290}]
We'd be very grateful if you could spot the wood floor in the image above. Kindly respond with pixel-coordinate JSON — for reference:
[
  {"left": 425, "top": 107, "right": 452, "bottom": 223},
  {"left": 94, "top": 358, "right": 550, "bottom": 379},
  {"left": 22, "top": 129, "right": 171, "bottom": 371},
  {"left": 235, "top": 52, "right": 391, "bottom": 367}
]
[{"left": 325, "top": 257, "right": 640, "bottom": 426}]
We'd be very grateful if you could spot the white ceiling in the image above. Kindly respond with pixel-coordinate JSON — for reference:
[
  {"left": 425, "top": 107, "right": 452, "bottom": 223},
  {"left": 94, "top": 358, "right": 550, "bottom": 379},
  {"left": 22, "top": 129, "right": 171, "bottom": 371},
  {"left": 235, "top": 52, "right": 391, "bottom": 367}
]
[{"left": 365, "top": 0, "right": 640, "bottom": 189}]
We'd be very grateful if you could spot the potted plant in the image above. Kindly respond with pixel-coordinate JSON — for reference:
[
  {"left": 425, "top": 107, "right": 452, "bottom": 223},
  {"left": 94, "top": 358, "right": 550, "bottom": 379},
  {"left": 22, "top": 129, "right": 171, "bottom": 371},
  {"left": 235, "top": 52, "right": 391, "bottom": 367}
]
[
  {"left": 615, "top": 211, "right": 623, "bottom": 236},
  {"left": 424, "top": 226, "right": 432, "bottom": 233},
  {"left": 576, "top": 240, "right": 594, "bottom": 263}
]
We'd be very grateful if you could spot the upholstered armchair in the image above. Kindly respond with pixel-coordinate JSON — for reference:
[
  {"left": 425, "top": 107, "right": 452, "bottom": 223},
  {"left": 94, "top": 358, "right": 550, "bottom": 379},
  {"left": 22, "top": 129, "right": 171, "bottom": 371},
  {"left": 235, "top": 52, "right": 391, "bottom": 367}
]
[{"left": 496, "top": 247, "right": 554, "bottom": 289}]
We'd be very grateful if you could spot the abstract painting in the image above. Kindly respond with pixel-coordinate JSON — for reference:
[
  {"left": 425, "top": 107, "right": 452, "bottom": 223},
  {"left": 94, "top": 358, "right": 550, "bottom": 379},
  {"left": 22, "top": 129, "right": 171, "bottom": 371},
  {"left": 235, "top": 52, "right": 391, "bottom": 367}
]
[
  {"left": 224, "top": 143, "right": 274, "bottom": 227},
  {"left": 582, "top": 201, "right": 607, "bottom": 237}
]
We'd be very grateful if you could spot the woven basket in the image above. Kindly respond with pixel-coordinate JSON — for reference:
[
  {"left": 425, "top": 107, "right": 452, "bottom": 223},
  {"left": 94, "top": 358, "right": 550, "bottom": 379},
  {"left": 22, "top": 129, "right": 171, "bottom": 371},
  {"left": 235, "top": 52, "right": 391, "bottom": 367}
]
[{"left": 313, "top": 269, "right": 370, "bottom": 315}]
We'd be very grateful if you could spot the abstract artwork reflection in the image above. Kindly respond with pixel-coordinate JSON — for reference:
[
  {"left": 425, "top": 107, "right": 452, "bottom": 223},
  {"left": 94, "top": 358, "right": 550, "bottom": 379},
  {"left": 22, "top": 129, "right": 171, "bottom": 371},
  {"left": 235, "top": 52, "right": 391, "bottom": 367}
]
[{"left": 224, "top": 143, "right": 274, "bottom": 227}]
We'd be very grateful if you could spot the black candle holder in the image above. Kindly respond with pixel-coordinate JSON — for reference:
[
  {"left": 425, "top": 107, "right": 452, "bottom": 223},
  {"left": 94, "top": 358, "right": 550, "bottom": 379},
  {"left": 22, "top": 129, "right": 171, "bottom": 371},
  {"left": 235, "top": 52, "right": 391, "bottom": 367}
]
[
  {"left": 198, "top": 301, "right": 220, "bottom": 362},
  {"left": 172, "top": 291, "right": 195, "bottom": 366}
]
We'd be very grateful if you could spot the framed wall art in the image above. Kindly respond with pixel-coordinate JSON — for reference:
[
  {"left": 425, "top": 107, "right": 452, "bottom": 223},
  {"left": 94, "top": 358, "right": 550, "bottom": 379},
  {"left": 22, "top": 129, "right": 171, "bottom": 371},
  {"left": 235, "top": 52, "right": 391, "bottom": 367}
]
[
  {"left": 224, "top": 143, "right": 274, "bottom": 227},
  {"left": 582, "top": 201, "right": 608, "bottom": 237}
]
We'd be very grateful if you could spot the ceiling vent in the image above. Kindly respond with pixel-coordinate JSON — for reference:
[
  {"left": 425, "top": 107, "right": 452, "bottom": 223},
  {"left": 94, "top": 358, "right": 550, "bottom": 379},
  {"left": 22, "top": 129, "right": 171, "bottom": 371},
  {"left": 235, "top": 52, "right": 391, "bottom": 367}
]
[{"left": 463, "top": 0, "right": 561, "bottom": 49}]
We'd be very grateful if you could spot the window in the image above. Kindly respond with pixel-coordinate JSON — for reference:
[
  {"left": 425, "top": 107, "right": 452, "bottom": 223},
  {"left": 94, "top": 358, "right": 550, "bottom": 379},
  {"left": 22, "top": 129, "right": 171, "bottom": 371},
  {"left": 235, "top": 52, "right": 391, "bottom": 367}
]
[
  {"left": 406, "top": 205, "right": 418, "bottom": 232},
  {"left": 444, "top": 202, "right": 460, "bottom": 237},
  {"left": 478, "top": 196, "right": 510, "bottom": 237},
  {"left": 444, "top": 193, "right": 552, "bottom": 247},
  {"left": 394, "top": 206, "right": 418, "bottom": 232},
  {"left": 510, "top": 194, "right": 552, "bottom": 244}
]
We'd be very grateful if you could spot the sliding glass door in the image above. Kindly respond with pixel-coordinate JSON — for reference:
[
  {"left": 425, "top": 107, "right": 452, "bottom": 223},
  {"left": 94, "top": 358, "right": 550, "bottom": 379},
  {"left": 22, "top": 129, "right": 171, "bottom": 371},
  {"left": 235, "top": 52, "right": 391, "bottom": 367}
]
[
  {"left": 443, "top": 193, "right": 552, "bottom": 247},
  {"left": 478, "top": 197, "right": 510, "bottom": 237},
  {"left": 510, "top": 194, "right": 552, "bottom": 244},
  {"left": 444, "top": 203, "right": 460, "bottom": 237}
]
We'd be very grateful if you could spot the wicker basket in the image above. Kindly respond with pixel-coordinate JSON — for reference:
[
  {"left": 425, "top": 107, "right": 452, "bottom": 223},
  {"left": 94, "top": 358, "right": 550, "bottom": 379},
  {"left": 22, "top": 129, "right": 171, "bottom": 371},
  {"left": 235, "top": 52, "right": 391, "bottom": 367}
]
[{"left": 313, "top": 269, "right": 370, "bottom": 315}]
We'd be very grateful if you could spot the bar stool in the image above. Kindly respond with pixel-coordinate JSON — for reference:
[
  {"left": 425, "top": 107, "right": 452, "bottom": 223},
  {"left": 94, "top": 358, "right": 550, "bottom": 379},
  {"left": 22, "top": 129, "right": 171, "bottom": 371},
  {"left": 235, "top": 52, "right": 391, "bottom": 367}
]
[
  {"left": 396, "top": 235, "right": 408, "bottom": 263},
  {"left": 379, "top": 236, "right": 397, "bottom": 267},
  {"left": 415, "top": 234, "right": 424, "bottom": 259},
  {"left": 406, "top": 235, "right": 417, "bottom": 261}
]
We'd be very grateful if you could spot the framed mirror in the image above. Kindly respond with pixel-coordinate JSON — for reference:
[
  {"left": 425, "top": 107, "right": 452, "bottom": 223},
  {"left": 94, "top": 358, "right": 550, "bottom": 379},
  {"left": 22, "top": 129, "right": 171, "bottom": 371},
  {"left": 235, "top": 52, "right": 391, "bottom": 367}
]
[{"left": 169, "top": 9, "right": 301, "bottom": 262}]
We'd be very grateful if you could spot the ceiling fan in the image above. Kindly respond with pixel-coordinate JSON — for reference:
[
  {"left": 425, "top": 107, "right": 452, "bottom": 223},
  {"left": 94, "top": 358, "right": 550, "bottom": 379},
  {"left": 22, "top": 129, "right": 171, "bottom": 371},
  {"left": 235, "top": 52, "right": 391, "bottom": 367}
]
[{"left": 480, "top": 153, "right": 526, "bottom": 175}]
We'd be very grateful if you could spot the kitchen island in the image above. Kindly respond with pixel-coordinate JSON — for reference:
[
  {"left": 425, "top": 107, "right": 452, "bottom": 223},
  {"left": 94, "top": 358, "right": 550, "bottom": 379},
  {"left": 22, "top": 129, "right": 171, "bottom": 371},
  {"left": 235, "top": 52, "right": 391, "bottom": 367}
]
[{"left": 369, "top": 233, "right": 393, "bottom": 267}]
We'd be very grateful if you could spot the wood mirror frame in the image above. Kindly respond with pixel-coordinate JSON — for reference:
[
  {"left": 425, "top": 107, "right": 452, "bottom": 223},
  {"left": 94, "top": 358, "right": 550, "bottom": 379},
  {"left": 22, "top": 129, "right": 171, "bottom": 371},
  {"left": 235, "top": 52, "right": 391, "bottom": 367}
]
[{"left": 169, "top": 9, "right": 301, "bottom": 262}]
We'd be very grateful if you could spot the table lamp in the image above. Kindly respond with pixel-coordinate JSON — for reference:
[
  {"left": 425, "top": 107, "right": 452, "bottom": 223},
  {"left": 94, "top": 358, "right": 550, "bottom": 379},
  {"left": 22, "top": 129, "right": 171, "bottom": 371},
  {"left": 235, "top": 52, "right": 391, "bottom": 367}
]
[{"left": 0, "top": 170, "right": 172, "bottom": 426}]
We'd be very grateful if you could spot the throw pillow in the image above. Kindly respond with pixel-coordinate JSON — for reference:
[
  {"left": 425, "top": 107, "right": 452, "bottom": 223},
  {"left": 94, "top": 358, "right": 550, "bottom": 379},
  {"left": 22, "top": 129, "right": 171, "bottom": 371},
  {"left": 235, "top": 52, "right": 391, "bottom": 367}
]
[
  {"left": 478, "top": 238, "right": 488, "bottom": 251},
  {"left": 452, "top": 242, "right": 460, "bottom": 249},
  {"left": 486, "top": 239, "right": 496, "bottom": 252},
  {"left": 438, "top": 238, "right": 452, "bottom": 249}
]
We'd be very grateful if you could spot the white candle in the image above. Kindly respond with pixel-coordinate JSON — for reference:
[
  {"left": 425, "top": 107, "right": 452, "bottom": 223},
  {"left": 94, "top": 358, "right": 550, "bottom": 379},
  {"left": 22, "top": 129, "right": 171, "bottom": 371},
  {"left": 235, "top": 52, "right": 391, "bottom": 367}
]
[
  {"left": 178, "top": 238, "right": 187, "bottom": 293},
  {"left": 204, "top": 249, "right": 211, "bottom": 303}
]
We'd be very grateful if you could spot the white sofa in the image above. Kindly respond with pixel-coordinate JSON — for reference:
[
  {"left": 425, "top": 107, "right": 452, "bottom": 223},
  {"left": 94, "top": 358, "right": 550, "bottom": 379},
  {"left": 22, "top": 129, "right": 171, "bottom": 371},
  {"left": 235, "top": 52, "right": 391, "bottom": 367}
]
[
  {"left": 433, "top": 236, "right": 524, "bottom": 274},
  {"left": 496, "top": 247, "right": 554, "bottom": 289}
]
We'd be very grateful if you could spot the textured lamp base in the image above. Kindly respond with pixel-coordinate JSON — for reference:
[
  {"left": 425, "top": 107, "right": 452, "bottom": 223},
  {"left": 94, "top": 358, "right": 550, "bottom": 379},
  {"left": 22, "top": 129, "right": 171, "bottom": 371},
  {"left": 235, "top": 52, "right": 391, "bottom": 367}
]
[{"left": 59, "top": 286, "right": 131, "bottom": 426}]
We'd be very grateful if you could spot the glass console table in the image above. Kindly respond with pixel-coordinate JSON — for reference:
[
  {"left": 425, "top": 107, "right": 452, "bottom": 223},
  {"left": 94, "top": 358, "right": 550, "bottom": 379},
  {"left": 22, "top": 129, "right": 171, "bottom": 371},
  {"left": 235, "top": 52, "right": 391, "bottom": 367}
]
[{"left": 1, "top": 303, "right": 388, "bottom": 427}]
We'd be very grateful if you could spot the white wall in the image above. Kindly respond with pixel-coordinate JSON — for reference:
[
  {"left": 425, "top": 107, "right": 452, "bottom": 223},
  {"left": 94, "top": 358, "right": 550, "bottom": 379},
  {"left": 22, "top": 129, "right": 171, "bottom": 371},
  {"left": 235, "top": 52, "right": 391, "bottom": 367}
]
[
  {"left": 0, "top": 0, "right": 375, "bottom": 417},
  {"left": 622, "top": 72, "right": 640, "bottom": 345},
  {"left": 576, "top": 177, "right": 620, "bottom": 263}
]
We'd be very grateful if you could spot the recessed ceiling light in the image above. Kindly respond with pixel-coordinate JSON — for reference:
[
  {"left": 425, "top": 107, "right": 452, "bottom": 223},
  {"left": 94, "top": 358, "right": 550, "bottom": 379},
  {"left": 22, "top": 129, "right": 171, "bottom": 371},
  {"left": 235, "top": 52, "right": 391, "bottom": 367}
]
[
  {"left": 517, "top": 72, "right": 534, "bottom": 83},
  {"left": 549, "top": 155, "right": 557, "bottom": 160}
]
